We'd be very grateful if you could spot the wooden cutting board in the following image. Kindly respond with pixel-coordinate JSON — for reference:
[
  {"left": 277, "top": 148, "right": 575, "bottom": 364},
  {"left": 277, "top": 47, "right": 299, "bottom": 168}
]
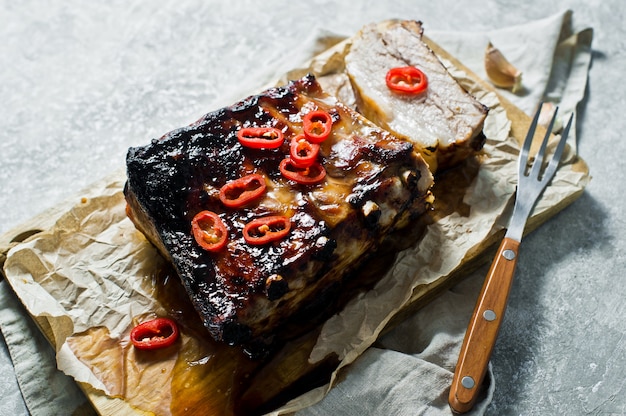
[{"left": 0, "top": 36, "right": 589, "bottom": 416}]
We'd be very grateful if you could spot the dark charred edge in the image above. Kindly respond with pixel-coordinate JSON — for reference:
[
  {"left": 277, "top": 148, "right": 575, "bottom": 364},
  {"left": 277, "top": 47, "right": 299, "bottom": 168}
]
[
  {"left": 471, "top": 129, "right": 488, "bottom": 152},
  {"left": 221, "top": 320, "right": 253, "bottom": 346},
  {"left": 264, "top": 274, "right": 289, "bottom": 301},
  {"left": 123, "top": 183, "right": 171, "bottom": 261}
]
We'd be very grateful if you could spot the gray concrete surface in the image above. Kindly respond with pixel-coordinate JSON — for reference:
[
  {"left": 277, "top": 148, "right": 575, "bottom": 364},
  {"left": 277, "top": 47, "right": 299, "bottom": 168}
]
[{"left": 1, "top": 1, "right": 623, "bottom": 415}]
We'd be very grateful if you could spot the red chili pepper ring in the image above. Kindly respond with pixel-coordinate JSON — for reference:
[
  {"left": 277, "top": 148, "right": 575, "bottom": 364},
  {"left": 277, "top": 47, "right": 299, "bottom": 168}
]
[
  {"left": 385, "top": 66, "right": 428, "bottom": 94},
  {"left": 237, "top": 127, "right": 284, "bottom": 149},
  {"left": 243, "top": 216, "right": 291, "bottom": 245},
  {"left": 279, "top": 158, "right": 326, "bottom": 185},
  {"left": 219, "top": 174, "right": 267, "bottom": 208},
  {"left": 191, "top": 210, "right": 228, "bottom": 252},
  {"left": 130, "top": 317, "right": 179, "bottom": 350},
  {"left": 302, "top": 110, "right": 333, "bottom": 143},
  {"left": 289, "top": 134, "right": 320, "bottom": 168}
]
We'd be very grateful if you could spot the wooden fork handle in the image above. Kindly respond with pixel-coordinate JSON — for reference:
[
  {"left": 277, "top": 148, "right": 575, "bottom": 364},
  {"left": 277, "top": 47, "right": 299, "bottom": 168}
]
[{"left": 449, "top": 237, "right": 520, "bottom": 413}]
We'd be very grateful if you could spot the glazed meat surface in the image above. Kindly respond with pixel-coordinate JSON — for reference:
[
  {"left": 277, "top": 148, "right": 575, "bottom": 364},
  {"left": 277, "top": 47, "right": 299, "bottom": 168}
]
[
  {"left": 344, "top": 20, "right": 489, "bottom": 173},
  {"left": 125, "top": 75, "right": 433, "bottom": 346}
]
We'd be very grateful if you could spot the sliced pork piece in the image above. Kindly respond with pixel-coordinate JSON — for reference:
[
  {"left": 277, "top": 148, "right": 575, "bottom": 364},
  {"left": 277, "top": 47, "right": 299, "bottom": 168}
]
[
  {"left": 125, "top": 75, "right": 433, "bottom": 348},
  {"left": 344, "top": 20, "right": 489, "bottom": 173}
]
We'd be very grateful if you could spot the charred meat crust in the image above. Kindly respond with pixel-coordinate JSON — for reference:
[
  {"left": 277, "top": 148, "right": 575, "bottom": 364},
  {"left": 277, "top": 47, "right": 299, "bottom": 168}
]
[{"left": 125, "top": 75, "right": 433, "bottom": 346}]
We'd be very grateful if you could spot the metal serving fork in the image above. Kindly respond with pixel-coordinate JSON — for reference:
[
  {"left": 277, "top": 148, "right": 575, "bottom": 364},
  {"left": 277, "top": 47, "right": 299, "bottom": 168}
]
[{"left": 448, "top": 103, "right": 574, "bottom": 413}]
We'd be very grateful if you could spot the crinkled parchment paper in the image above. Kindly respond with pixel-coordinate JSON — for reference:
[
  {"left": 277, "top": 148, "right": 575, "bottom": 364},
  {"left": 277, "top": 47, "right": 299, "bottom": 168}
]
[{"left": 2, "top": 29, "right": 589, "bottom": 416}]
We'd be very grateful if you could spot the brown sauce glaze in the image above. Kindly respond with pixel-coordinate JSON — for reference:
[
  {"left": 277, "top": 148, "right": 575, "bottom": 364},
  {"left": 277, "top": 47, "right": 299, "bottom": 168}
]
[{"left": 125, "top": 74, "right": 433, "bottom": 348}]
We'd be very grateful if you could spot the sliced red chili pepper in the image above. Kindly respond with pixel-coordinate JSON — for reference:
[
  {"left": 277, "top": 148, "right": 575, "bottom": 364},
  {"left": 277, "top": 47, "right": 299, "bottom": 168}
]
[
  {"left": 130, "top": 317, "right": 179, "bottom": 350},
  {"left": 279, "top": 158, "right": 326, "bottom": 185},
  {"left": 302, "top": 110, "right": 333, "bottom": 143},
  {"left": 385, "top": 66, "right": 428, "bottom": 94},
  {"left": 243, "top": 216, "right": 291, "bottom": 245},
  {"left": 191, "top": 210, "right": 228, "bottom": 252},
  {"left": 237, "top": 127, "right": 284, "bottom": 149},
  {"left": 219, "top": 174, "right": 266, "bottom": 208},
  {"left": 289, "top": 134, "right": 320, "bottom": 168}
]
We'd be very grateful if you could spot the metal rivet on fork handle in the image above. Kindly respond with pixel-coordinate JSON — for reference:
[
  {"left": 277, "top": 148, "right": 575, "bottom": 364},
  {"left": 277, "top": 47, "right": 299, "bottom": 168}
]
[
  {"left": 461, "top": 376, "right": 475, "bottom": 389},
  {"left": 503, "top": 249, "right": 516, "bottom": 260},
  {"left": 483, "top": 310, "right": 497, "bottom": 321}
]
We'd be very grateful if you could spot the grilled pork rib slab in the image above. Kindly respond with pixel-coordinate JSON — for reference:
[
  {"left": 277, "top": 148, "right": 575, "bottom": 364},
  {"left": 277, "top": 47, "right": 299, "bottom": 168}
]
[
  {"left": 345, "top": 20, "right": 489, "bottom": 173},
  {"left": 125, "top": 75, "right": 433, "bottom": 346}
]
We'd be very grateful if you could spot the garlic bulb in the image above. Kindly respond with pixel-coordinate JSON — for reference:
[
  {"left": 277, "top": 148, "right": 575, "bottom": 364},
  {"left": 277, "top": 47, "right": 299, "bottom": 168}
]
[{"left": 484, "top": 42, "right": 522, "bottom": 93}]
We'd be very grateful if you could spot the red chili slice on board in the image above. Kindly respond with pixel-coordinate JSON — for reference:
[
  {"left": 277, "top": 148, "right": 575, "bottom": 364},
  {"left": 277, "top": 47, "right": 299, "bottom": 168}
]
[
  {"left": 385, "top": 66, "right": 428, "bottom": 94},
  {"left": 279, "top": 158, "right": 326, "bottom": 185},
  {"left": 243, "top": 216, "right": 291, "bottom": 245},
  {"left": 130, "top": 317, "right": 179, "bottom": 350},
  {"left": 191, "top": 210, "right": 228, "bottom": 252},
  {"left": 289, "top": 134, "right": 320, "bottom": 168},
  {"left": 302, "top": 110, "right": 332, "bottom": 143},
  {"left": 237, "top": 127, "right": 284, "bottom": 149},
  {"left": 219, "top": 174, "right": 266, "bottom": 208}
]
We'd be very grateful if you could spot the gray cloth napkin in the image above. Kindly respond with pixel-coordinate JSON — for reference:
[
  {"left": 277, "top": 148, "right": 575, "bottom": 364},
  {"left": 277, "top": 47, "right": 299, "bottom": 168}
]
[
  {"left": 0, "top": 9, "right": 591, "bottom": 416},
  {"left": 0, "top": 280, "right": 94, "bottom": 416}
]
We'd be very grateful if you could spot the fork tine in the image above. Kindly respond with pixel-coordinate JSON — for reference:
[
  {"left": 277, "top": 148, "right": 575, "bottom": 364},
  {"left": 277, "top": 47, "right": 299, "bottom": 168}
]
[
  {"left": 529, "top": 105, "right": 560, "bottom": 180},
  {"left": 541, "top": 112, "right": 574, "bottom": 184},
  {"left": 519, "top": 102, "right": 543, "bottom": 178}
]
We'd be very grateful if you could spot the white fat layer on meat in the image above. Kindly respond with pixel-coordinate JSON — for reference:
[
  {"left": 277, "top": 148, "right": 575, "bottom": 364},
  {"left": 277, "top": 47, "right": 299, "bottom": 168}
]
[{"left": 345, "top": 21, "right": 486, "bottom": 160}]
